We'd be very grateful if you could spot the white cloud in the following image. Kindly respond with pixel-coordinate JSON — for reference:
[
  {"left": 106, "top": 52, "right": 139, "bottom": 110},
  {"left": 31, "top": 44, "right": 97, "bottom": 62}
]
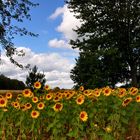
[
  {"left": 49, "top": 4, "right": 82, "bottom": 49},
  {"left": 0, "top": 47, "right": 74, "bottom": 89},
  {"left": 49, "top": 6, "right": 65, "bottom": 19},
  {"left": 48, "top": 38, "right": 72, "bottom": 50},
  {"left": 56, "top": 5, "right": 81, "bottom": 40}
]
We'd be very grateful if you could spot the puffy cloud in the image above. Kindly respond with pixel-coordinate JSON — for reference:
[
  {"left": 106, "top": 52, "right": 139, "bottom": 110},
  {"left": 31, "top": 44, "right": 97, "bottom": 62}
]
[
  {"left": 48, "top": 38, "right": 72, "bottom": 50},
  {"left": 56, "top": 5, "right": 81, "bottom": 40},
  {"left": 49, "top": 4, "right": 81, "bottom": 49},
  {"left": 0, "top": 47, "right": 74, "bottom": 89}
]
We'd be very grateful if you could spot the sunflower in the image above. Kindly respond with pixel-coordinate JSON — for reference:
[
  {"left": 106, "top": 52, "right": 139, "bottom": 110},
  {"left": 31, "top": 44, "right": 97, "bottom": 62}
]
[
  {"left": 44, "top": 84, "right": 50, "bottom": 90},
  {"left": 5, "top": 92, "right": 12, "bottom": 99},
  {"left": 83, "top": 90, "right": 91, "bottom": 96},
  {"left": 29, "top": 92, "right": 34, "bottom": 98},
  {"left": 37, "top": 102, "right": 45, "bottom": 110},
  {"left": 39, "top": 95, "right": 45, "bottom": 100},
  {"left": 93, "top": 89, "right": 101, "bottom": 97},
  {"left": 20, "top": 105, "right": 27, "bottom": 111},
  {"left": 17, "top": 94, "right": 23, "bottom": 100},
  {"left": 32, "top": 96, "right": 39, "bottom": 103},
  {"left": 53, "top": 96, "right": 60, "bottom": 102},
  {"left": 31, "top": 110, "right": 40, "bottom": 119},
  {"left": 25, "top": 103, "right": 32, "bottom": 110},
  {"left": 76, "top": 95, "right": 85, "bottom": 105},
  {"left": 0, "top": 98, "right": 7, "bottom": 107},
  {"left": 122, "top": 97, "right": 132, "bottom": 107},
  {"left": 102, "top": 87, "right": 112, "bottom": 96},
  {"left": 65, "top": 93, "right": 73, "bottom": 100},
  {"left": 129, "top": 87, "right": 138, "bottom": 96},
  {"left": 34, "top": 81, "right": 41, "bottom": 89},
  {"left": 53, "top": 103, "right": 63, "bottom": 112},
  {"left": 136, "top": 95, "right": 140, "bottom": 102},
  {"left": 79, "top": 111, "right": 88, "bottom": 122},
  {"left": 12, "top": 101, "right": 20, "bottom": 109},
  {"left": 118, "top": 88, "right": 126, "bottom": 98},
  {"left": 69, "top": 90, "right": 76, "bottom": 97},
  {"left": 46, "top": 93, "right": 53, "bottom": 100},
  {"left": 79, "top": 86, "right": 84, "bottom": 91},
  {"left": 22, "top": 89, "right": 32, "bottom": 97}
]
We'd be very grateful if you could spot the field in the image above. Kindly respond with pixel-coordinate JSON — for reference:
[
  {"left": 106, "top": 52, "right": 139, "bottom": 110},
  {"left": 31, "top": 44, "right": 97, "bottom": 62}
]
[{"left": 0, "top": 83, "right": 140, "bottom": 140}]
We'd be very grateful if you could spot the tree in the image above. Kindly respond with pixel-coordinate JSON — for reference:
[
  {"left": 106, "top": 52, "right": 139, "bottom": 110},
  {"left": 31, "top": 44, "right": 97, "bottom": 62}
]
[
  {"left": 0, "top": 74, "right": 25, "bottom": 89},
  {"left": 67, "top": 0, "right": 140, "bottom": 88},
  {"left": 25, "top": 65, "right": 46, "bottom": 91},
  {"left": 0, "top": 0, "right": 38, "bottom": 68}
]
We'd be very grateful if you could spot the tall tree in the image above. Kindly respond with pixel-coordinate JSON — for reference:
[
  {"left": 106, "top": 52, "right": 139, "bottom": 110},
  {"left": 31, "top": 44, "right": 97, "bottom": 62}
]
[
  {"left": 25, "top": 65, "right": 46, "bottom": 91},
  {"left": 0, "top": 0, "right": 38, "bottom": 68},
  {"left": 67, "top": 0, "right": 140, "bottom": 88}
]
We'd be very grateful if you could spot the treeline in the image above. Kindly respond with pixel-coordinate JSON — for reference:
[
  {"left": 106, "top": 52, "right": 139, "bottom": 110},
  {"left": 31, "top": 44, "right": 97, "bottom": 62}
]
[{"left": 0, "top": 74, "right": 25, "bottom": 90}]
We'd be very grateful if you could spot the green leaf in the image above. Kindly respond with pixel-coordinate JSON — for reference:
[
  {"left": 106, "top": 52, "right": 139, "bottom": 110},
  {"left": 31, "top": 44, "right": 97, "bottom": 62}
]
[
  {"left": 0, "top": 111, "right": 4, "bottom": 121},
  {"left": 102, "top": 133, "right": 114, "bottom": 140},
  {"left": 21, "top": 133, "right": 27, "bottom": 140},
  {"left": 67, "top": 128, "right": 79, "bottom": 138}
]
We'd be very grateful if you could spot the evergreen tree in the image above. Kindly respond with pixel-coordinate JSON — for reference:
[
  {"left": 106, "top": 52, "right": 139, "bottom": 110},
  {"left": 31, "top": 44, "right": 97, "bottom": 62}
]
[
  {"left": 67, "top": 0, "right": 140, "bottom": 88},
  {"left": 25, "top": 65, "right": 46, "bottom": 91}
]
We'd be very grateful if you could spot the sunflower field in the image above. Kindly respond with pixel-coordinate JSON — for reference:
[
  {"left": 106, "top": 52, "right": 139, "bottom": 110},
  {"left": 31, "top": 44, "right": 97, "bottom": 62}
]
[{"left": 0, "top": 82, "right": 140, "bottom": 140}]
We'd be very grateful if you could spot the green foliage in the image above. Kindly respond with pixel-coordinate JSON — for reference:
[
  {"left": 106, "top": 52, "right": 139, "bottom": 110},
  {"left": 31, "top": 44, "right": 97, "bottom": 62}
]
[
  {"left": 0, "top": 74, "right": 25, "bottom": 89},
  {"left": 25, "top": 65, "right": 46, "bottom": 91},
  {"left": 67, "top": 0, "right": 140, "bottom": 88},
  {"left": 0, "top": 0, "right": 38, "bottom": 68},
  {"left": 0, "top": 87, "right": 140, "bottom": 139}
]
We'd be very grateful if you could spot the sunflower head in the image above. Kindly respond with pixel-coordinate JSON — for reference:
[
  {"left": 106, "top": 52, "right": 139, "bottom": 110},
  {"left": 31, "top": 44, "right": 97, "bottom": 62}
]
[
  {"left": 79, "top": 86, "right": 84, "bottom": 91},
  {"left": 136, "top": 95, "right": 140, "bottom": 102},
  {"left": 34, "top": 81, "right": 41, "bottom": 89},
  {"left": 76, "top": 95, "right": 85, "bottom": 105},
  {"left": 53, "top": 96, "right": 60, "bottom": 102},
  {"left": 53, "top": 103, "right": 63, "bottom": 112},
  {"left": 118, "top": 88, "right": 127, "bottom": 98},
  {"left": 31, "top": 110, "right": 40, "bottom": 119},
  {"left": 103, "top": 87, "right": 112, "bottom": 96},
  {"left": 0, "top": 98, "right": 7, "bottom": 107},
  {"left": 83, "top": 90, "right": 91, "bottom": 96},
  {"left": 5, "top": 92, "right": 12, "bottom": 99},
  {"left": 79, "top": 111, "right": 88, "bottom": 122},
  {"left": 122, "top": 97, "right": 132, "bottom": 107},
  {"left": 32, "top": 96, "right": 39, "bottom": 103},
  {"left": 12, "top": 101, "right": 20, "bottom": 109},
  {"left": 25, "top": 103, "right": 32, "bottom": 110},
  {"left": 46, "top": 93, "right": 53, "bottom": 100},
  {"left": 129, "top": 87, "right": 138, "bottom": 96},
  {"left": 44, "top": 84, "right": 50, "bottom": 90},
  {"left": 93, "top": 89, "right": 101, "bottom": 97},
  {"left": 37, "top": 102, "right": 45, "bottom": 110},
  {"left": 22, "top": 89, "right": 32, "bottom": 97}
]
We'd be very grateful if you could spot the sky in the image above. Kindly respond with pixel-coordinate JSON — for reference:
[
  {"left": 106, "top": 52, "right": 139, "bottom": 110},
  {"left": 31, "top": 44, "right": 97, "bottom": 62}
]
[{"left": 0, "top": 0, "right": 82, "bottom": 89}]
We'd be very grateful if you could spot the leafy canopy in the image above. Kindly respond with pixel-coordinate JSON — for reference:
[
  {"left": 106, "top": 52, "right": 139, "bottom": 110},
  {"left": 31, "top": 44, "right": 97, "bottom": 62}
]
[{"left": 67, "top": 0, "right": 140, "bottom": 88}]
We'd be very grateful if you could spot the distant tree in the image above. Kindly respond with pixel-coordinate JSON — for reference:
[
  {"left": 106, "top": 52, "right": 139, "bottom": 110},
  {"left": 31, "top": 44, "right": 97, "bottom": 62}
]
[
  {"left": 0, "top": 74, "right": 25, "bottom": 89},
  {"left": 25, "top": 65, "right": 46, "bottom": 91},
  {"left": 0, "top": 0, "right": 38, "bottom": 68}
]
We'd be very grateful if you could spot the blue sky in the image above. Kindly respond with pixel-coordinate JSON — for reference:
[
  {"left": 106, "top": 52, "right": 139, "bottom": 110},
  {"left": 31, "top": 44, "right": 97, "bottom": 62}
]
[
  {"left": 13, "top": 0, "right": 65, "bottom": 53},
  {"left": 0, "top": 0, "right": 81, "bottom": 88}
]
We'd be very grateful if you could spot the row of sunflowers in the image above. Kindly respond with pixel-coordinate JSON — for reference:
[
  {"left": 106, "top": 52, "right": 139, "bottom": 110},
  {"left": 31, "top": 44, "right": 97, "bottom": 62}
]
[{"left": 0, "top": 82, "right": 140, "bottom": 140}]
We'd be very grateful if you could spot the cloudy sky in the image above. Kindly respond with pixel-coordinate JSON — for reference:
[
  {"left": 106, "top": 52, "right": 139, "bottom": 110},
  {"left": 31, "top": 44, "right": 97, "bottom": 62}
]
[{"left": 0, "top": 0, "right": 81, "bottom": 89}]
